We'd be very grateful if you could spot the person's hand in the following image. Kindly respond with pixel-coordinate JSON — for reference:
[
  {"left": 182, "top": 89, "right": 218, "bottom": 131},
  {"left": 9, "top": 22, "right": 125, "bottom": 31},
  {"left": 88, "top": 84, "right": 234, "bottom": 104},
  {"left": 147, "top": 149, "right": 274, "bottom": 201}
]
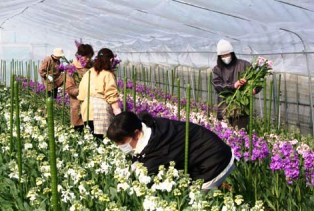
[
  {"left": 47, "top": 75, "right": 53, "bottom": 82},
  {"left": 252, "top": 88, "right": 256, "bottom": 95},
  {"left": 113, "top": 108, "right": 122, "bottom": 115},
  {"left": 234, "top": 79, "right": 246, "bottom": 89}
]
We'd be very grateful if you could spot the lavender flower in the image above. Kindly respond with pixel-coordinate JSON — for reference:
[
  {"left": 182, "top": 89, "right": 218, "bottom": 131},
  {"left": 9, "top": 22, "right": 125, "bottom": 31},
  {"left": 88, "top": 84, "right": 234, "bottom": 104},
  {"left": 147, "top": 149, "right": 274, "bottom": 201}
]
[
  {"left": 302, "top": 151, "right": 314, "bottom": 186},
  {"left": 270, "top": 141, "right": 300, "bottom": 184},
  {"left": 77, "top": 55, "right": 88, "bottom": 68},
  {"left": 112, "top": 54, "right": 122, "bottom": 69}
]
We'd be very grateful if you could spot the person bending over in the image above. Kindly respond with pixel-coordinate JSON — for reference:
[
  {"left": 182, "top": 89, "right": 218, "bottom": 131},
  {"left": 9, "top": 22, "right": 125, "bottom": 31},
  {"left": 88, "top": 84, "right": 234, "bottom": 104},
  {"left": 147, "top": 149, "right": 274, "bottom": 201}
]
[{"left": 107, "top": 111, "right": 235, "bottom": 190}]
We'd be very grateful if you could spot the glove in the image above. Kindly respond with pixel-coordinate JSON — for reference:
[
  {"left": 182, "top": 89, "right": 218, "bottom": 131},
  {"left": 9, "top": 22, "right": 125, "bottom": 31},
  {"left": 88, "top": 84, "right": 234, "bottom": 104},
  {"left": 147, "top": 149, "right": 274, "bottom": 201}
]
[{"left": 47, "top": 75, "right": 53, "bottom": 82}]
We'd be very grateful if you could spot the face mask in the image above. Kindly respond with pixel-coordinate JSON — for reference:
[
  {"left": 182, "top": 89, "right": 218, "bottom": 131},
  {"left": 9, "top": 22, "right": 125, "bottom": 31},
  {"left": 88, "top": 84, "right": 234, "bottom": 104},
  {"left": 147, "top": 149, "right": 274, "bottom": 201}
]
[
  {"left": 119, "top": 142, "right": 133, "bottom": 154},
  {"left": 222, "top": 56, "right": 232, "bottom": 65}
]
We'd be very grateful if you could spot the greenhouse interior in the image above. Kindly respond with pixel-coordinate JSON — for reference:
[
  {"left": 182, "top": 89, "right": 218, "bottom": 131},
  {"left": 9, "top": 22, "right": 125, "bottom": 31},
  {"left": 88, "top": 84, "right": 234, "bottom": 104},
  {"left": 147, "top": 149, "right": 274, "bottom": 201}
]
[{"left": 0, "top": 0, "right": 314, "bottom": 210}]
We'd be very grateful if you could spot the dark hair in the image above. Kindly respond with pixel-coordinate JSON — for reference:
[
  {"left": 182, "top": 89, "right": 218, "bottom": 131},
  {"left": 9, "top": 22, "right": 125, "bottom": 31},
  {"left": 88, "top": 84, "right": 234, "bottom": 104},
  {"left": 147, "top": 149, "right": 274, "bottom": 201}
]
[
  {"left": 76, "top": 44, "right": 94, "bottom": 58},
  {"left": 217, "top": 52, "right": 237, "bottom": 69},
  {"left": 107, "top": 111, "right": 142, "bottom": 143},
  {"left": 94, "top": 48, "right": 114, "bottom": 74}
]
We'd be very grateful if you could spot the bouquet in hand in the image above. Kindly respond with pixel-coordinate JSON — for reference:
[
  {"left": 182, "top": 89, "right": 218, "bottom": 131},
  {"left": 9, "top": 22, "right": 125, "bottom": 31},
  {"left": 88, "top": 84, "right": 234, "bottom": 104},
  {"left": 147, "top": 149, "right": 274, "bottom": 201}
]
[{"left": 220, "top": 56, "right": 273, "bottom": 118}]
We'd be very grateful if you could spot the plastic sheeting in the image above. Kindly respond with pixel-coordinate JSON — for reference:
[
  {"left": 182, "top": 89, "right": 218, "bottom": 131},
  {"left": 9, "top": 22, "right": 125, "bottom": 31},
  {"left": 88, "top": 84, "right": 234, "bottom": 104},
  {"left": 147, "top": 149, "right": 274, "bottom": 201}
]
[{"left": 1, "top": 0, "right": 314, "bottom": 75}]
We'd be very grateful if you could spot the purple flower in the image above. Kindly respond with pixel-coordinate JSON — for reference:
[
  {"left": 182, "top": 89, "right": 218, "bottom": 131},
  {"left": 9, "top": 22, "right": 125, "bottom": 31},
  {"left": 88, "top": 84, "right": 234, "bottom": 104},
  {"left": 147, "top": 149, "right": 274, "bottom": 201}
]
[
  {"left": 270, "top": 141, "right": 300, "bottom": 184},
  {"left": 77, "top": 55, "right": 88, "bottom": 68},
  {"left": 112, "top": 54, "right": 122, "bottom": 69}
]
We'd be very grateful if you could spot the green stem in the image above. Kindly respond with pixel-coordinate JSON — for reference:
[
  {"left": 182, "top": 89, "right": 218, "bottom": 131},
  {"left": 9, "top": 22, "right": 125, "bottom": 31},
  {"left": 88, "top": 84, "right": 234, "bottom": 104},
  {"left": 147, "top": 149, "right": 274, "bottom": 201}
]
[
  {"left": 249, "top": 85, "right": 253, "bottom": 158},
  {"left": 47, "top": 97, "right": 59, "bottom": 210},
  {"left": 86, "top": 70, "right": 91, "bottom": 126},
  {"left": 123, "top": 76, "right": 127, "bottom": 111},
  {"left": 207, "top": 72, "right": 212, "bottom": 116},
  {"left": 62, "top": 73, "right": 67, "bottom": 125},
  {"left": 268, "top": 79, "right": 273, "bottom": 132},
  {"left": 276, "top": 74, "right": 281, "bottom": 131},
  {"left": 132, "top": 67, "right": 136, "bottom": 112},
  {"left": 263, "top": 79, "right": 267, "bottom": 127},
  {"left": 184, "top": 84, "right": 191, "bottom": 174},
  {"left": 10, "top": 73, "right": 14, "bottom": 153},
  {"left": 177, "top": 78, "right": 181, "bottom": 121},
  {"left": 14, "top": 81, "right": 22, "bottom": 183}
]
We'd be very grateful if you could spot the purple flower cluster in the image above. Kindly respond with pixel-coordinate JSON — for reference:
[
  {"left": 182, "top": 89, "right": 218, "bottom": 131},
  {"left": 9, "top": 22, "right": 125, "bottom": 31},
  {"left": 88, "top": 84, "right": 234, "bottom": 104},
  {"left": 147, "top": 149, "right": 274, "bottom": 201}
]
[
  {"left": 16, "top": 77, "right": 70, "bottom": 106},
  {"left": 58, "top": 64, "right": 77, "bottom": 76},
  {"left": 112, "top": 55, "right": 122, "bottom": 69},
  {"left": 16, "top": 77, "right": 46, "bottom": 94},
  {"left": 302, "top": 151, "right": 314, "bottom": 186},
  {"left": 270, "top": 141, "right": 300, "bottom": 184},
  {"left": 76, "top": 55, "right": 88, "bottom": 68},
  {"left": 212, "top": 123, "right": 269, "bottom": 161}
]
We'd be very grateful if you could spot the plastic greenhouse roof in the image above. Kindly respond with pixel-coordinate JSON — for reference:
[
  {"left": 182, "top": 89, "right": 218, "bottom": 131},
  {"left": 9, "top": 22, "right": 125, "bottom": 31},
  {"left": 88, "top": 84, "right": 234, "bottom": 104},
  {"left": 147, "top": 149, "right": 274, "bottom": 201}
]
[{"left": 1, "top": 0, "right": 314, "bottom": 75}]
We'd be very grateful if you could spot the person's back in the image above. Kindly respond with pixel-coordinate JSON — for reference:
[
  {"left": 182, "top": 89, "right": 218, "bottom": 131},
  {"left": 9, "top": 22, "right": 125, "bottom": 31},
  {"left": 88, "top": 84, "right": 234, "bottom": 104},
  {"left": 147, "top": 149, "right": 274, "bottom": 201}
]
[
  {"left": 107, "top": 111, "right": 235, "bottom": 190},
  {"left": 135, "top": 117, "right": 232, "bottom": 182}
]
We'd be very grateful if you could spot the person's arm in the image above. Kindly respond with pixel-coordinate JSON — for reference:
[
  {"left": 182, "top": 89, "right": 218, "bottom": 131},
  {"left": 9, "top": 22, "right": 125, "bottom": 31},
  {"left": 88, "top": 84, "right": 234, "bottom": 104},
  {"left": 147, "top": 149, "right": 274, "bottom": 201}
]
[
  {"left": 66, "top": 73, "right": 79, "bottom": 97},
  {"left": 38, "top": 57, "right": 50, "bottom": 80},
  {"left": 77, "top": 73, "right": 87, "bottom": 101},
  {"left": 111, "top": 101, "right": 121, "bottom": 115},
  {"left": 104, "top": 72, "right": 121, "bottom": 115}
]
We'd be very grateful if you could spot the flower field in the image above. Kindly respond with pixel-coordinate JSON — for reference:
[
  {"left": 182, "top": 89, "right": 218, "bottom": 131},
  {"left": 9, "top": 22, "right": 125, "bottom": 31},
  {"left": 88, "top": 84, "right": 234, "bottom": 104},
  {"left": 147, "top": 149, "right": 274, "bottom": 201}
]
[{"left": 0, "top": 74, "right": 314, "bottom": 210}]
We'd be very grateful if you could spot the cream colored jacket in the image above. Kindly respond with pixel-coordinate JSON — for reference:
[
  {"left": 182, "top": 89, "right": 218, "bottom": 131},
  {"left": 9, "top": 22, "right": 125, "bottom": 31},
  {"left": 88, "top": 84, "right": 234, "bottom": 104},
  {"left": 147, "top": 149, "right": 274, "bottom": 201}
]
[{"left": 77, "top": 68, "right": 119, "bottom": 121}]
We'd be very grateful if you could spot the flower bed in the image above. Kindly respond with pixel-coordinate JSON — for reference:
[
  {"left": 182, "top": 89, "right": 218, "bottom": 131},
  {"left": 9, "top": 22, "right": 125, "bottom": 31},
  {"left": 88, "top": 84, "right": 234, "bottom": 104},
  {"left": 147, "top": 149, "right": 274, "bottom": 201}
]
[{"left": 0, "top": 79, "right": 313, "bottom": 210}]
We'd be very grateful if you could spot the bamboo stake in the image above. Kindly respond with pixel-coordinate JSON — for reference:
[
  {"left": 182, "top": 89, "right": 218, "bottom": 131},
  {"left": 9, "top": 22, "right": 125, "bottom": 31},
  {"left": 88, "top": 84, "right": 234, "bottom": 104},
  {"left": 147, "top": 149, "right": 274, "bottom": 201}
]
[
  {"left": 14, "top": 82, "right": 22, "bottom": 187},
  {"left": 207, "top": 72, "right": 213, "bottom": 117},
  {"left": 10, "top": 73, "right": 15, "bottom": 152},
  {"left": 47, "top": 97, "right": 59, "bottom": 211},
  {"left": 177, "top": 78, "right": 181, "bottom": 121},
  {"left": 4, "top": 60, "right": 7, "bottom": 86},
  {"left": 171, "top": 69, "right": 175, "bottom": 96},
  {"left": 132, "top": 67, "right": 137, "bottom": 112},
  {"left": 123, "top": 76, "right": 127, "bottom": 111},
  {"left": 184, "top": 84, "right": 191, "bottom": 174},
  {"left": 86, "top": 70, "right": 91, "bottom": 127},
  {"left": 268, "top": 78, "right": 273, "bottom": 132},
  {"left": 276, "top": 74, "right": 281, "bottom": 131},
  {"left": 62, "top": 73, "right": 67, "bottom": 125},
  {"left": 249, "top": 85, "right": 254, "bottom": 158}
]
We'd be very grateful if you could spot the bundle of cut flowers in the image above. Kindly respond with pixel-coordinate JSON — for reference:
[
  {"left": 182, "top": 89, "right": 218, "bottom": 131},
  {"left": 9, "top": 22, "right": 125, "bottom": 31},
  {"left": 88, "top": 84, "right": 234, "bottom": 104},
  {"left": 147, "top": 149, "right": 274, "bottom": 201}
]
[{"left": 220, "top": 56, "right": 272, "bottom": 118}]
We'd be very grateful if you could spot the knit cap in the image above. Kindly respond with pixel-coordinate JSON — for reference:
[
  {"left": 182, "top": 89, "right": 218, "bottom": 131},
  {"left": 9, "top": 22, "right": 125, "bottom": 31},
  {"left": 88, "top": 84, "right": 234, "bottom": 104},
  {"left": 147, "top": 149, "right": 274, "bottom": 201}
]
[{"left": 216, "top": 39, "right": 233, "bottom": 55}]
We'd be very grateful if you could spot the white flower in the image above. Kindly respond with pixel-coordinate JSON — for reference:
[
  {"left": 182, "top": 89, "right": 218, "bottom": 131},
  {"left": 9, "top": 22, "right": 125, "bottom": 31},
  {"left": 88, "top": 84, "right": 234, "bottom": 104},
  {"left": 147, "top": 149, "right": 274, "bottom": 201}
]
[
  {"left": 138, "top": 174, "right": 151, "bottom": 185},
  {"left": 296, "top": 143, "right": 310, "bottom": 155},
  {"left": 38, "top": 141, "right": 48, "bottom": 150},
  {"left": 143, "top": 195, "right": 157, "bottom": 210},
  {"left": 221, "top": 206, "right": 236, "bottom": 211},
  {"left": 2, "top": 146, "right": 10, "bottom": 153},
  {"left": 39, "top": 164, "right": 51, "bottom": 178},
  {"left": 61, "top": 189, "right": 76, "bottom": 203},
  {"left": 58, "top": 134, "right": 66, "bottom": 143},
  {"left": 23, "top": 115, "right": 31, "bottom": 122},
  {"left": 117, "top": 182, "right": 130, "bottom": 191},
  {"left": 78, "top": 183, "right": 87, "bottom": 195},
  {"left": 36, "top": 177, "right": 43, "bottom": 186},
  {"left": 26, "top": 188, "right": 38, "bottom": 202},
  {"left": 234, "top": 195, "right": 244, "bottom": 205},
  {"left": 221, "top": 121, "right": 228, "bottom": 128},
  {"left": 96, "top": 162, "right": 110, "bottom": 174},
  {"left": 103, "top": 137, "right": 111, "bottom": 145},
  {"left": 24, "top": 143, "right": 33, "bottom": 150}
]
